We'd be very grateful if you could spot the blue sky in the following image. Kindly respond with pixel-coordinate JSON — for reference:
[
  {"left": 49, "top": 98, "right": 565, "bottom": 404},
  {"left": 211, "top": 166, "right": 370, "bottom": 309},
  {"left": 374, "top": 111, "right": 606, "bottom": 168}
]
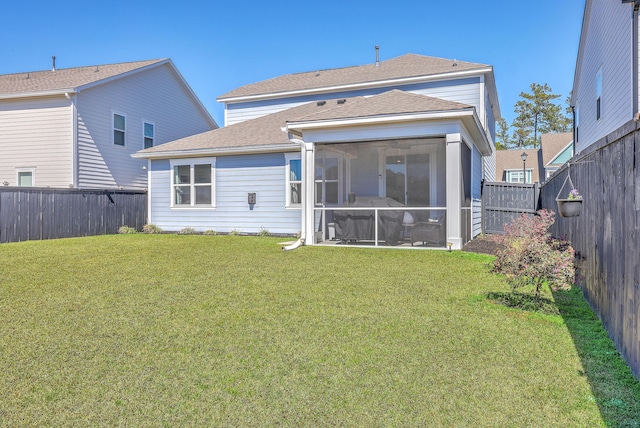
[{"left": 1, "top": 1, "right": 585, "bottom": 129}]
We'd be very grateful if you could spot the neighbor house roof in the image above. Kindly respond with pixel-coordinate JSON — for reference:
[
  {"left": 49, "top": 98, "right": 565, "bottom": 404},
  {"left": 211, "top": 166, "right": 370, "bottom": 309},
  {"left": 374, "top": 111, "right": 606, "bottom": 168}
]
[
  {"left": 218, "top": 53, "right": 494, "bottom": 101},
  {"left": 496, "top": 149, "right": 543, "bottom": 183},
  {"left": 135, "top": 90, "right": 491, "bottom": 159},
  {"left": 0, "top": 58, "right": 218, "bottom": 128},
  {"left": 0, "top": 59, "right": 165, "bottom": 98},
  {"left": 540, "top": 132, "right": 573, "bottom": 166}
]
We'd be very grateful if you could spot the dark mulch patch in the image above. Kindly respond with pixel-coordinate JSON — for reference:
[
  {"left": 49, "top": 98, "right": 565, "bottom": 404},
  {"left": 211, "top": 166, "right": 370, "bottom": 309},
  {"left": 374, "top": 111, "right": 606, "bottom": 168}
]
[{"left": 462, "top": 234, "right": 505, "bottom": 256}]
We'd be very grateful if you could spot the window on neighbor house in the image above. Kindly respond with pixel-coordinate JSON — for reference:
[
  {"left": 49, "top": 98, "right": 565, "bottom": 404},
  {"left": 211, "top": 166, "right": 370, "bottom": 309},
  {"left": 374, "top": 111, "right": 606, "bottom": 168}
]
[
  {"left": 171, "top": 159, "right": 215, "bottom": 207},
  {"left": 17, "top": 169, "right": 34, "bottom": 187},
  {"left": 596, "top": 69, "right": 602, "bottom": 120},
  {"left": 506, "top": 169, "right": 532, "bottom": 184},
  {"left": 575, "top": 104, "right": 579, "bottom": 143},
  {"left": 143, "top": 122, "right": 155, "bottom": 149},
  {"left": 285, "top": 154, "right": 301, "bottom": 207},
  {"left": 113, "top": 113, "right": 126, "bottom": 146}
]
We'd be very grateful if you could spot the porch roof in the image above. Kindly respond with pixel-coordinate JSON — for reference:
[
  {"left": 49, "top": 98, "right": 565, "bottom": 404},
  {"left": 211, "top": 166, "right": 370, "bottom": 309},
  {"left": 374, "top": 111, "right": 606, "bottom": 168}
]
[{"left": 286, "top": 90, "right": 493, "bottom": 155}]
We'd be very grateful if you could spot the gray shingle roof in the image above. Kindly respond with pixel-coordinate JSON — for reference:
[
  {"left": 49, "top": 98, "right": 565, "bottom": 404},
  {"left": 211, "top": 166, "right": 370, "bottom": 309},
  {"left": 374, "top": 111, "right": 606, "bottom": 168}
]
[
  {"left": 218, "top": 54, "right": 490, "bottom": 100},
  {"left": 0, "top": 59, "right": 166, "bottom": 96},
  {"left": 288, "top": 90, "right": 473, "bottom": 123},
  {"left": 135, "top": 90, "right": 476, "bottom": 157}
]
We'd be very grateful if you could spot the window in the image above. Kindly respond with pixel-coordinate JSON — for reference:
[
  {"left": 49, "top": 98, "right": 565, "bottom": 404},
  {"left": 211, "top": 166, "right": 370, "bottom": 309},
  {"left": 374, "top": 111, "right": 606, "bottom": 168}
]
[
  {"left": 596, "top": 69, "right": 602, "bottom": 120},
  {"left": 171, "top": 159, "right": 215, "bottom": 207},
  {"left": 16, "top": 168, "right": 35, "bottom": 187},
  {"left": 575, "top": 104, "right": 579, "bottom": 143},
  {"left": 113, "top": 113, "right": 126, "bottom": 146},
  {"left": 143, "top": 121, "right": 155, "bottom": 149},
  {"left": 285, "top": 154, "right": 301, "bottom": 207},
  {"left": 506, "top": 169, "right": 532, "bottom": 184}
]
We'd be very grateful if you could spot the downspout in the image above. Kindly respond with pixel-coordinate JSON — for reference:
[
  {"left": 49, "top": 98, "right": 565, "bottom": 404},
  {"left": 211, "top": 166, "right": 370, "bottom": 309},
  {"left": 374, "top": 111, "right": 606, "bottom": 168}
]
[
  {"left": 633, "top": 1, "right": 640, "bottom": 119},
  {"left": 282, "top": 137, "right": 307, "bottom": 251}
]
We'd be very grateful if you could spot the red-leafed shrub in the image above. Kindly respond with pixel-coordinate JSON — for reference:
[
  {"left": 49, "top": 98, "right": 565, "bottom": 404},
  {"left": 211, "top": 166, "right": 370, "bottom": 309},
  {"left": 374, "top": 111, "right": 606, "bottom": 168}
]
[{"left": 492, "top": 209, "right": 575, "bottom": 300}]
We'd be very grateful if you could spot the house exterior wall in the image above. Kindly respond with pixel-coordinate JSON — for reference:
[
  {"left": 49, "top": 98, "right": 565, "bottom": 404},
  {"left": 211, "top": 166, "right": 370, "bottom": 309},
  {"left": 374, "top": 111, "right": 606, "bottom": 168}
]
[
  {"left": 574, "top": 0, "right": 633, "bottom": 152},
  {"left": 0, "top": 96, "right": 73, "bottom": 187},
  {"left": 76, "top": 64, "right": 214, "bottom": 189},
  {"left": 472, "top": 145, "right": 483, "bottom": 237},
  {"left": 148, "top": 153, "right": 301, "bottom": 234},
  {"left": 224, "top": 77, "right": 483, "bottom": 126}
]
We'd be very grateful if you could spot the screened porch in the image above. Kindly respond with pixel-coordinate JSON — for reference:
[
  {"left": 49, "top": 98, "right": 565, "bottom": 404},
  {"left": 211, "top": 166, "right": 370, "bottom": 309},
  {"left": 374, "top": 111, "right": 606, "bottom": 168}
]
[{"left": 310, "top": 137, "right": 471, "bottom": 248}]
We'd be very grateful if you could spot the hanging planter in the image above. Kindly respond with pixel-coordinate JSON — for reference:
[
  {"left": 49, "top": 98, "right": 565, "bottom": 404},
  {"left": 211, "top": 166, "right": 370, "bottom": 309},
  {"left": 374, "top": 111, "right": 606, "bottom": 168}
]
[{"left": 555, "top": 172, "right": 583, "bottom": 218}]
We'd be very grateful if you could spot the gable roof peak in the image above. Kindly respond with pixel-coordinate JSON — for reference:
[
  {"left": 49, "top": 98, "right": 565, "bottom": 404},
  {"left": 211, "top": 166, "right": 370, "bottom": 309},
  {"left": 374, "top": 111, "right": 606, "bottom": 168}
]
[{"left": 218, "top": 53, "right": 492, "bottom": 101}]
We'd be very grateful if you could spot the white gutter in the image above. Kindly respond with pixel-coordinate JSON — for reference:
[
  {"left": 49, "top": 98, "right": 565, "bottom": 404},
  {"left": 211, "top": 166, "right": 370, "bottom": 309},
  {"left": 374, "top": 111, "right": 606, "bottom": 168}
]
[
  {"left": 218, "top": 68, "right": 493, "bottom": 103},
  {"left": 131, "top": 143, "right": 298, "bottom": 160},
  {"left": 0, "top": 89, "right": 76, "bottom": 100},
  {"left": 281, "top": 137, "right": 307, "bottom": 251}
]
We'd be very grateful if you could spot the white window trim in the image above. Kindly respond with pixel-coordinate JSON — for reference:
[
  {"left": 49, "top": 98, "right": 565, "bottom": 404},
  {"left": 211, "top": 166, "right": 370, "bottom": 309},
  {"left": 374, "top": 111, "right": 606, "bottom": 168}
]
[
  {"left": 505, "top": 169, "right": 532, "bottom": 184},
  {"left": 143, "top": 120, "right": 155, "bottom": 149},
  {"left": 16, "top": 167, "right": 36, "bottom": 187},
  {"left": 285, "top": 153, "right": 302, "bottom": 209},
  {"left": 113, "top": 111, "right": 127, "bottom": 147},
  {"left": 169, "top": 158, "right": 216, "bottom": 209}
]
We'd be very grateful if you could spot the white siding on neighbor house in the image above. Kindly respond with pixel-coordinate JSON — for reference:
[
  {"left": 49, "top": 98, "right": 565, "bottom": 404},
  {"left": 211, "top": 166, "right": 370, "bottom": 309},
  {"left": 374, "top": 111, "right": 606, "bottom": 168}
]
[
  {"left": 76, "top": 64, "right": 214, "bottom": 189},
  {"left": 472, "top": 145, "right": 483, "bottom": 237},
  {"left": 0, "top": 96, "right": 73, "bottom": 187},
  {"left": 148, "top": 153, "right": 301, "bottom": 234},
  {"left": 574, "top": 0, "right": 633, "bottom": 152},
  {"left": 224, "top": 77, "right": 483, "bottom": 126}
]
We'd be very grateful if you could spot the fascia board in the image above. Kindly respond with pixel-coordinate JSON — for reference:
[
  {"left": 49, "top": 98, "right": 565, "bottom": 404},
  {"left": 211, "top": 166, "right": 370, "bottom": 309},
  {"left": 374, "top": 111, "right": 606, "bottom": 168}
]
[
  {"left": 571, "top": 0, "right": 593, "bottom": 106},
  {"left": 0, "top": 89, "right": 75, "bottom": 100},
  {"left": 286, "top": 109, "right": 477, "bottom": 131},
  {"left": 75, "top": 59, "right": 170, "bottom": 92},
  {"left": 131, "top": 143, "right": 298, "bottom": 160},
  {"left": 218, "top": 68, "right": 493, "bottom": 103}
]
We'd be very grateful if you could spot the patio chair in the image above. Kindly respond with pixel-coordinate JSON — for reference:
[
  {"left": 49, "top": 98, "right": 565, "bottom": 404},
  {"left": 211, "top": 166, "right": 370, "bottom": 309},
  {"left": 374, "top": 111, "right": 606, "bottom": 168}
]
[{"left": 410, "top": 215, "right": 445, "bottom": 247}]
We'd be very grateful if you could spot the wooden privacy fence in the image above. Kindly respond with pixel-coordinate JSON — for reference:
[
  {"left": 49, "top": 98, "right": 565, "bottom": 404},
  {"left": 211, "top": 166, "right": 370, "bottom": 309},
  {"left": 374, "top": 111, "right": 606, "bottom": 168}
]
[
  {"left": 482, "top": 182, "right": 540, "bottom": 234},
  {"left": 0, "top": 187, "right": 147, "bottom": 243},
  {"left": 540, "top": 119, "right": 640, "bottom": 380}
]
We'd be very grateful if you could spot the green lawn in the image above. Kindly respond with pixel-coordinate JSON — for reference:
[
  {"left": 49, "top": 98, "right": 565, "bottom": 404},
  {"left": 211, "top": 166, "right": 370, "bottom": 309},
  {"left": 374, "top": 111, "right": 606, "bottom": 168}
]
[{"left": 1, "top": 235, "right": 638, "bottom": 426}]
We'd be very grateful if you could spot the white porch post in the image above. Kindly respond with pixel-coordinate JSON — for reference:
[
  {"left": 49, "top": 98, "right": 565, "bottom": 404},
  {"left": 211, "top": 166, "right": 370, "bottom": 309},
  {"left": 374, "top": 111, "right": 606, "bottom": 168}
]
[
  {"left": 301, "top": 140, "right": 315, "bottom": 245},
  {"left": 446, "top": 133, "right": 463, "bottom": 249}
]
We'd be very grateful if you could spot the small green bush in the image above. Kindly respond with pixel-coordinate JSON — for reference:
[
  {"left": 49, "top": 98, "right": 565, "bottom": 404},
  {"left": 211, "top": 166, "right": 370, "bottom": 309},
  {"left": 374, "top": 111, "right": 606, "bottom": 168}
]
[
  {"left": 117, "top": 226, "right": 137, "bottom": 234},
  {"left": 258, "top": 227, "right": 270, "bottom": 237},
  {"left": 229, "top": 229, "right": 241, "bottom": 236},
  {"left": 142, "top": 224, "right": 163, "bottom": 234},
  {"left": 204, "top": 229, "right": 217, "bottom": 236},
  {"left": 177, "top": 227, "right": 197, "bottom": 235}
]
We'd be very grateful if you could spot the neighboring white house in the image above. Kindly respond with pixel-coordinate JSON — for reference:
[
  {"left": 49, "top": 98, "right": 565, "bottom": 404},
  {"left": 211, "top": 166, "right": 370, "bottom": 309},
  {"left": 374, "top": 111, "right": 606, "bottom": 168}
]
[
  {"left": 572, "top": 0, "right": 640, "bottom": 152},
  {"left": 0, "top": 59, "right": 217, "bottom": 189},
  {"left": 134, "top": 54, "right": 501, "bottom": 249}
]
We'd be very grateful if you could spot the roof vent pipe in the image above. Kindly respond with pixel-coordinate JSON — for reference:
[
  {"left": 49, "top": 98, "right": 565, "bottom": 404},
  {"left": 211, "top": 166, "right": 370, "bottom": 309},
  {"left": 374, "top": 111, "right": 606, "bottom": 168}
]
[
  {"left": 375, "top": 45, "right": 380, "bottom": 67},
  {"left": 52, "top": 56, "right": 56, "bottom": 72}
]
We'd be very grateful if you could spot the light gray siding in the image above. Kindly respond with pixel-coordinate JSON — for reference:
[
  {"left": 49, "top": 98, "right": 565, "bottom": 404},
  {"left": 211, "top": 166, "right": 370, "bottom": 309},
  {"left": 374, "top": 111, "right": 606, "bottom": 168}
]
[
  {"left": 76, "top": 64, "right": 214, "bottom": 189},
  {"left": 483, "top": 151, "right": 496, "bottom": 182},
  {"left": 224, "top": 78, "right": 483, "bottom": 126},
  {"left": 472, "top": 145, "right": 483, "bottom": 237},
  {"left": 0, "top": 96, "right": 73, "bottom": 187},
  {"left": 574, "top": 0, "right": 633, "bottom": 152},
  {"left": 148, "top": 153, "right": 301, "bottom": 234}
]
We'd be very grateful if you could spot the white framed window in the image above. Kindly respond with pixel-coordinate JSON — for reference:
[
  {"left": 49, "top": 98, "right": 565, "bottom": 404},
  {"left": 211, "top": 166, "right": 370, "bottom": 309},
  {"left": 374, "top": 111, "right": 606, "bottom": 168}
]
[
  {"left": 285, "top": 153, "right": 301, "bottom": 208},
  {"left": 113, "top": 112, "right": 126, "bottom": 146},
  {"left": 506, "top": 169, "right": 532, "bottom": 184},
  {"left": 170, "top": 158, "right": 215, "bottom": 208},
  {"left": 596, "top": 68, "right": 602, "bottom": 120},
  {"left": 16, "top": 168, "right": 35, "bottom": 187},
  {"left": 143, "top": 121, "right": 155, "bottom": 149}
]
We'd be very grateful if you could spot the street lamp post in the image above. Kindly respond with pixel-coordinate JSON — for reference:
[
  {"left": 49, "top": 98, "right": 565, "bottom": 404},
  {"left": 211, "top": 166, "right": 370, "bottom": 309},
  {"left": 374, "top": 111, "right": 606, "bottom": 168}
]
[{"left": 521, "top": 152, "right": 528, "bottom": 184}]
